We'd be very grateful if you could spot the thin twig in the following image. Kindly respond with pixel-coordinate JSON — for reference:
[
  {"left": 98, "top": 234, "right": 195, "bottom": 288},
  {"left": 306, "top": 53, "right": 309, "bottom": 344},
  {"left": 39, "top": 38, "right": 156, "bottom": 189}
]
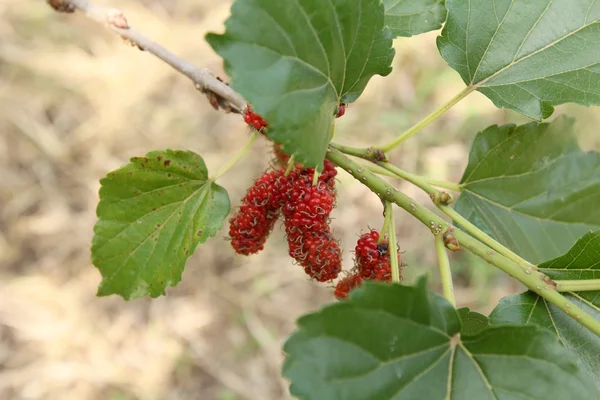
[{"left": 47, "top": 0, "right": 247, "bottom": 113}]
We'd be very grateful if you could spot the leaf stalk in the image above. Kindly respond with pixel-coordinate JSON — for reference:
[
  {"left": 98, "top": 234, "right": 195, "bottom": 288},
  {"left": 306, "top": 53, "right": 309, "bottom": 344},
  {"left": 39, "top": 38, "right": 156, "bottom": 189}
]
[
  {"left": 439, "top": 205, "right": 537, "bottom": 271},
  {"left": 210, "top": 131, "right": 259, "bottom": 181},
  {"left": 380, "top": 86, "right": 475, "bottom": 152},
  {"left": 555, "top": 279, "right": 600, "bottom": 292}
]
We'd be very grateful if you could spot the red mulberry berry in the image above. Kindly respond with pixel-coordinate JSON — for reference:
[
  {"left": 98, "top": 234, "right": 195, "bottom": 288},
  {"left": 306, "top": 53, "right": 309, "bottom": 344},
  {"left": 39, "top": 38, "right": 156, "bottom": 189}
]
[
  {"left": 229, "top": 169, "right": 290, "bottom": 255},
  {"left": 243, "top": 105, "right": 267, "bottom": 131},
  {"left": 244, "top": 169, "right": 291, "bottom": 210},
  {"left": 298, "top": 160, "right": 337, "bottom": 187},
  {"left": 354, "top": 229, "right": 402, "bottom": 282},
  {"left": 283, "top": 178, "right": 336, "bottom": 231},
  {"left": 335, "top": 274, "right": 363, "bottom": 300},
  {"left": 229, "top": 205, "right": 278, "bottom": 255},
  {"left": 286, "top": 228, "right": 342, "bottom": 282},
  {"left": 354, "top": 230, "right": 382, "bottom": 278},
  {"left": 302, "top": 231, "right": 342, "bottom": 281},
  {"left": 282, "top": 164, "right": 341, "bottom": 282}
]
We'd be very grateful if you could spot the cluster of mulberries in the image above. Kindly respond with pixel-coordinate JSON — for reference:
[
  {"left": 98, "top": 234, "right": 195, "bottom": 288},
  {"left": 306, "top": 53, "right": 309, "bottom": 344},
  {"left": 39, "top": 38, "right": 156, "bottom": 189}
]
[
  {"left": 229, "top": 156, "right": 342, "bottom": 282},
  {"left": 335, "top": 229, "right": 403, "bottom": 300},
  {"left": 235, "top": 103, "right": 408, "bottom": 295}
]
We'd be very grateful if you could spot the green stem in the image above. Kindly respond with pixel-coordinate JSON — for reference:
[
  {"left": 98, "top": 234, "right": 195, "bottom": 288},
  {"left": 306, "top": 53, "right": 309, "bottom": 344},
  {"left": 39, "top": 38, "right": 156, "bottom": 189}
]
[
  {"left": 385, "top": 202, "right": 401, "bottom": 283},
  {"left": 380, "top": 162, "right": 535, "bottom": 270},
  {"left": 440, "top": 205, "right": 536, "bottom": 270},
  {"left": 420, "top": 177, "right": 462, "bottom": 192},
  {"left": 379, "top": 204, "right": 392, "bottom": 243},
  {"left": 312, "top": 169, "right": 319, "bottom": 186},
  {"left": 210, "top": 131, "right": 259, "bottom": 181},
  {"left": 364, "top": 163, "right": 462, "bottom": 192},
  {"left": 329, "top": 143, "right": 373, "bottom": 159},
  {"left": 435, "top": 234, "right": 456, "bottom": 306},
  {"left": 362, "top": 163, "right": 398, "bottom": 178},
  {"left": 326, "top": 146, "right": 600, "bottom": 336},
  {"left": 555, "top": 279, "right": 600, "bottom": 292},
  {"left": 284, "top": 155, "right": 296, "bottom": 176},
  {"left": 379, "top": 163, "right": 443, "bottom": 200},
  {"left": 380, "top": 86, "right": 475, "bottom": 152}
]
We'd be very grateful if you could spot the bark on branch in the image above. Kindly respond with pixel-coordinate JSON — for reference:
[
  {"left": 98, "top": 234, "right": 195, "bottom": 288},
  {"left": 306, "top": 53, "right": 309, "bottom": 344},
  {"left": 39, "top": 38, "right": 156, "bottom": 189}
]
[{"left": 47, "top": 0, "right": 247, "bottom": 114}]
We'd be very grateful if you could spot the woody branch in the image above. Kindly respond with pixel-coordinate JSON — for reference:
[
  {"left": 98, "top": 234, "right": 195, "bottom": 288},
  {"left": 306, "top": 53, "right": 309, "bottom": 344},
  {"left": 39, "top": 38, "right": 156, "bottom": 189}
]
[{"left": 46, "top": 0, "right": 247, "bottom": 113}]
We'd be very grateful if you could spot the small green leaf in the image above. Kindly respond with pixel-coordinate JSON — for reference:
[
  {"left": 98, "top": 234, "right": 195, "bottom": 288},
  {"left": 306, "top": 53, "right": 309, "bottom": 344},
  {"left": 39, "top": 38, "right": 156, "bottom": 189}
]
[
  {"left": 92, "top": 150, "right": 230, "bottom": 300},
  {"left": 206, "top": 0, "right": 395, "bottom": 167},
  {"left": 438, "top": 0, "right": 600, "bottom": 120},
  {"left": 384, "top": 0, "right": 447, "bottom": 38},
  {"left": 283, "top": 279, "right": 596, "bottom": 399},
  {"left": 491, "top": 231, "right": 600, "bottom": 386},
  {"left": 455, "top": 117, "right": 600, "bottom": 264}
]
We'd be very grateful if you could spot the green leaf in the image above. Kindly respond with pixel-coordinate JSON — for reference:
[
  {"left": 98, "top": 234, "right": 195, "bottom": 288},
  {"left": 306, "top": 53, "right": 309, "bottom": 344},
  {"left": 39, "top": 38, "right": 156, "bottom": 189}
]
[
  {"left": 491, "top": 231, "right": 600, "bottom": 386},
  {"left": 92, "top": 150, "right": 230, "bottom": 300},
  {"left": 384, "top": 0, "right": 447, "bottom": 38},
  {"left": 283, "top": 279, "right": 596, "bottom": 399},
  {"left": 437, "top": 0, "right": 600, "bottom": 120},
  {"left": 457, "top": 307, "right": 489, "bottom": 336},
  {"left": 206, "top": 0, "right": 394, "bottom": 167},
  {"left": 454, "top": 117, "right": 600, "bottom": 264}
]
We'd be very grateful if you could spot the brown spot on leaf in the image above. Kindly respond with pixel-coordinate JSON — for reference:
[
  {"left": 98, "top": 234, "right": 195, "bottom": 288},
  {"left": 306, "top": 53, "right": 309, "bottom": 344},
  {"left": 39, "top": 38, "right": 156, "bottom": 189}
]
[
  {"left": 157, "top": 155, "right": 163, "bottom": 161},
  {"left": 163, "top": 160, "right": 171, "bottom": 167},
  {"left": 197, "top": 230, "right": 203, "bottom": 237}
]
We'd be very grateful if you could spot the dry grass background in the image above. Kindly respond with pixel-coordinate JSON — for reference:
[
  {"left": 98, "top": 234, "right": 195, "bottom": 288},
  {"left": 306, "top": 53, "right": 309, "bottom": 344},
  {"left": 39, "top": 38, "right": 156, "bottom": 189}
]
[{"left": 1, "top": 1, "right": 599, "bottom": 399}]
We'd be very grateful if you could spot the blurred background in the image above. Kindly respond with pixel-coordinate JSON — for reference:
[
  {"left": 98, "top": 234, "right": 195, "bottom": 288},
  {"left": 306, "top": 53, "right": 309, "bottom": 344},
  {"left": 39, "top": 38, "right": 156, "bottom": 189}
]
[{"left": 1, "top": 1, "right": 599, "bottom": 399}]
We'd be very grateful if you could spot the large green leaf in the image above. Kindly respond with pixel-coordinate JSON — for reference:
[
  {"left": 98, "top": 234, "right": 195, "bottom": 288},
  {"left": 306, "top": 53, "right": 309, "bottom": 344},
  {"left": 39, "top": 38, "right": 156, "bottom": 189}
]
[
  {"left": 454, "top": 117, "right": 600, "bottom": 264},
  {"left": 92, "top": 150, "right": 230, "bottom": 299},
  {"left": 206, "top": 0, "right": 394, "bottom": 167},
  {"left": 384, "top": 0, "right": 447, "bottom": 38},
  {"left": 437, "top": 0, "right": 600, "bottom": 120},
  {"left": 283, "top": 279, "right": 597, "bottom": 399},
  {"left": 491, "top": 231, "right": 600, "bottom": 385}
]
